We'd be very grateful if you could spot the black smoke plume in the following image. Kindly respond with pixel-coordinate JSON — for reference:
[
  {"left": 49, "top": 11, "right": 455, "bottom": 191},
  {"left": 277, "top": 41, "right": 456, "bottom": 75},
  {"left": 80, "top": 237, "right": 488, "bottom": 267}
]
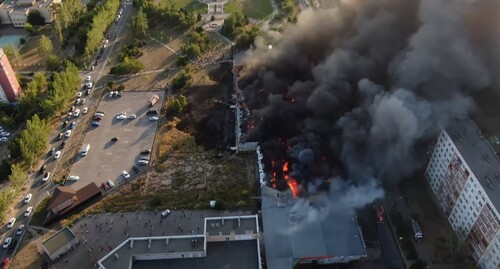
[{"left": 239, "top": 0, "right": 498, "bottom": 202}]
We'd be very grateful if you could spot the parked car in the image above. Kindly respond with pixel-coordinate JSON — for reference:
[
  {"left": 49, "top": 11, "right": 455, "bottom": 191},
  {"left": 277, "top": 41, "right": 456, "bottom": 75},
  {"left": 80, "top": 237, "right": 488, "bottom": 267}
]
[
  {"left": 67, "top": 112, "right": 73, "bottom": 119},
  {"left": 86, "top": 89, "right": 92, "bottom": 95},
  {"left": 6, "top": 218, "right": 15, "bottom": 229},
  {"left": 50, "top": 148, "right": 56, "bottom": 156},
  {"left": 106, "top": 179, "right": 115, "bottom": 188},
  {"left": 0, "top": 132, "right": 10, "bottom": 137},
  {"left": 83, "top": 107, "right": 88, "bottom": 114},
  {"left": 7, "top": 239, "right": 17, "bottom": 253},
  {"left": 69, "top": 122, "right": 77, "bottom": 129},
  {"left": 140, "top": 156, "right": 150, "bottom": 161},
  {"left": 74, "top": 98, "right": 81, "bottom": 105},
  {"left": 1, "top": 258, "right": 11, "bottom": 269},
  {"left": 141, "top": 149, "right": 151, "bottom": 154},
  {"left": 85, "top": 82, "right": 93, "bottom": 89},
  {"left": 74, "top": 109, "right": 81, "bottom": 117},
  {"left": 132, "top": 165, "right": 140, "bottom": 173},
  {"left": 77, "top": 92, "right": 82, "bottom": 97},
  {"left": 146, "top": 109, "right": 158, "bottom": 115},
  {"left": 95, "top": 112, "right": 105, "bottom": 117},
  {"left": 42, "top": 172, "right": 51, "bottom": 182},
  {"left": 116, "top": 114, "right": 127, "bottom": 120},
  {"left": 94, "top": 116, "right": 103, "bottom": 122},
  {"left": 16, "top": 225, "right": 25, "bottom": 235},
  {"left": 137, "top": 160, "right": 149, "bottom": 165},
  {"left": 2, "top": 238, "right": 11, "bottom": 248},
  {"left": 39, "top": 165, "right": 47, "bottom": 174},
  {"left": 96, "top": 111, "right": 106, "bottom": 115},
  {"left": 60, "top": 141, "right": 67, "bottom": 148},
  {"left": 24, "top": 207, "right": 33, "bottom": 217},
  {"left": 85, "top": 75, "right": 91, "bottom": 82},
  {"left": 67, "top": 175, "right": 80, "bottom": 181},
  {"left": 24, "top": 193, "right": 32, "bottom": 204},
  {"left": 149, "top": 116, "right": 159, "bottom": 121},
  {"left": 91, "top": 121, "right": 101, "bottom": 127},
  {"left": 65, "top": 130, "right": 72, "bottom": 137},
  {"left": 62, "top": 121, "right": 69, "bottom": 128},
  {"left": 54, "top": 151, "right": 62, "bottom": 159},
  {"left": 161, "top": 209, "right": 171, "bottom": 218},
  {"left": 122, "top": 170, "right": 131, "bottom": 179},
  {"left": 111, "top": 137, "right": 119, "bottom": 141},
  {"left": 0, "top": 137, "right": 7, "bottom": 142}
]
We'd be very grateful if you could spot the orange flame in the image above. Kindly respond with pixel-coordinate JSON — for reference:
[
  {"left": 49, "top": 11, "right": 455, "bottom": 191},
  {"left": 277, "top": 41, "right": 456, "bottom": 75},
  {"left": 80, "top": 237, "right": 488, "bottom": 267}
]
[
  {"left": 283, "top": 162, "right": 289, "bottom": 172},
  {"left": 284, "top": 175, "right": 298, "bottom": 198}
]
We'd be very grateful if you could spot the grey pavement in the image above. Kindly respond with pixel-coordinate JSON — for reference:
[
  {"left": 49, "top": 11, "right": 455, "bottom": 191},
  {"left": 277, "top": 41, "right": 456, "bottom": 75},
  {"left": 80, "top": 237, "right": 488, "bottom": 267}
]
[{"left": 50, "top": 209, "right": 251, "bottom": 269}]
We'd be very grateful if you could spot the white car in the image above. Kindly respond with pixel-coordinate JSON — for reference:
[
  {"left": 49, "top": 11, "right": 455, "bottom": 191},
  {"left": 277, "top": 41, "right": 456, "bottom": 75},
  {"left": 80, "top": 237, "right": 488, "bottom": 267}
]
[
  {"left": 106, "top": 179, "right": 115, "bottom": 188},
  {"left": 74, "top": 109, "right": 81, "bottom": 117},
  {"left": 0, "top": 132, "right": 10, "bottom": 137},
  {"left": 6, "top": 218, "right": 15, "bottom": 229},
  {"left": 24, "top": 193, "right": 32, "bottom": 204},
  {"left": 2, "top": 237, "right": 11, "bottom": 248},
  {"left": 0, "top": 137, "right": 8, "bottom": 142},
  {"left": 24, "top": 206, "right": 33, "bottom": 217},
  {"left": 65, "top": 130, "right": 72, "bottom": 137},
  {"left": 127, "top": 114, "right": 137, "bottom": 119},
  {"left": 86, "top": 82, "right": 93, "bottom": 89},
  {"left": 104, "top": 39, "right": 109, "bottom": 45},
  {"left": 86, "top": 76, "right": 91, "bottom": 81},
  {"left": 116, "top": 114, "right": 127, "bottom": 120},
  {"left": 77, "top": 92, "right": 82, "bottom": 97},
  {"left": 161, "top": 209, "right": 171, "bottom": 218},
  {"left": 42, "top": 172, "right": 51, "bottom": 182},
  {"left": 122, "top": 170, "right": 131, "bottom": 179},
  {"left": 149, "top": 116, "right": 159, "bottom": 121},
  {"left": 83, "top": 107, "right": 88, "bottom": 114},
  {"left": 54, "top": 151, "right": 62, "bottom": 159},
  {"left": 67, "top": 175, "right": 80, "bottom": 181},
  {"left": 16, "top": 225, "right": 25, "bottom": 235}
]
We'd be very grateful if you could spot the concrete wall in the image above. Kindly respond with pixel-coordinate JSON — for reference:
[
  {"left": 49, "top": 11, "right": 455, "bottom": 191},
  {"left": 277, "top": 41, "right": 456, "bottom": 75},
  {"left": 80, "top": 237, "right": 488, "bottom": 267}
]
[
  {"left": 133, "top": 251, "right": 205, "bottom": 261},
  {"left": 0, "top": 49, "right": 21, "bottom": 102},
  {"left": 47, "top": 237, "right": 79, "bottom": 261}
]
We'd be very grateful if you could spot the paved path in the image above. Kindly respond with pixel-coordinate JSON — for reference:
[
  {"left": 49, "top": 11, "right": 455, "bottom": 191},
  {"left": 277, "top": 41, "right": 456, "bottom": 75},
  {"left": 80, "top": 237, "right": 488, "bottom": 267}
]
[{"left": 50, "top": 209, "right": 251, "bottom": 269}]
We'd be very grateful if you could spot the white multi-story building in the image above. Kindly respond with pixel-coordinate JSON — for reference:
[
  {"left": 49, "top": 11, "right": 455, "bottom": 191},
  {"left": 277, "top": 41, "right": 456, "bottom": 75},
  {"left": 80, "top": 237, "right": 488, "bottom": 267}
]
[
  {"left": 426, "top": 117, "right": 500, "bottom": 269},
  {"left": 0, "top": 0, "right": 59, "bottom": 28}
]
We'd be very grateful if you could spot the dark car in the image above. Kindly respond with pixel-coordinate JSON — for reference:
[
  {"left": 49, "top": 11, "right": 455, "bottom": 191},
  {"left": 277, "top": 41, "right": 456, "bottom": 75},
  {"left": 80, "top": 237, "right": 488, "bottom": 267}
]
[
  {"left": 91, "top": 121, "right": 101, "bottom": 127},
  {"left": 7, "top": 239, "right": 17, "bottom": 253},
  {"left": 60, "top": 141, "right": 67, "bottom": 148},
  {"left": 62, "top": 121, "right": 69, "bottom": 128},
  {"left": 111, "top": 137, "right": 119, "bottom": 142},
  {"left": 39, "top": 165, "right": 47, "bottom": 174},
  {"left": 146, "top": 109, "right": 158, "bottom": 115},
  {"left": 86, "top": 89, "right": 91, "bottom": 96},
  {"left": 140, "top": 149, "right": 151, "bottom": 154},
  {"left": 132, "top": 165, "right": 140, "bottom": 173},
  {"left": 69, "top": 121, "right": 77, "bottom": 129}
]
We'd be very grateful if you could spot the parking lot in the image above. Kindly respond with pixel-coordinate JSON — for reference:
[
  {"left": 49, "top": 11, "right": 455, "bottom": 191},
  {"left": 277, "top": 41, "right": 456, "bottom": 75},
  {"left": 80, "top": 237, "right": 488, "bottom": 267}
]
[{"left": 66, "top": 91, "right": 163, "bottom": 190}]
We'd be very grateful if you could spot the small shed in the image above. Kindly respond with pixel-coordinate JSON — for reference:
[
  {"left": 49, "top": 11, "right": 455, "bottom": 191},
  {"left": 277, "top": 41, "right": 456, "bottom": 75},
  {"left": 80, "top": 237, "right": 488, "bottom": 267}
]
[{"left": 42, "top": 227, "right": 79, "bottom": 261}]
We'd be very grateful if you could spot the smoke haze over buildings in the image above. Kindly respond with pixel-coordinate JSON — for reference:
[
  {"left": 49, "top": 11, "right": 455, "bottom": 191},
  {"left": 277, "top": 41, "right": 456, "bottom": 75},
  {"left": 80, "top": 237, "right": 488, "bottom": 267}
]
[{"left": 239, "top": 0, "right": 500, "bottom": 213}]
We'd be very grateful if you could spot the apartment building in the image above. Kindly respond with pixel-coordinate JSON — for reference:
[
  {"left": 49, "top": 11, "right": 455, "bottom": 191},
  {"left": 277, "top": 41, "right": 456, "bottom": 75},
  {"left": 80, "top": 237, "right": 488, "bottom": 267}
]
[
  {"left": 0, "top": 48, "right": 21, "bottom": 102},
  {"left": 426, "top": 117, "right": 500, "bottom": 268},
  {"left": 0, "top": 0, "right": 60, "bottom": 28}
]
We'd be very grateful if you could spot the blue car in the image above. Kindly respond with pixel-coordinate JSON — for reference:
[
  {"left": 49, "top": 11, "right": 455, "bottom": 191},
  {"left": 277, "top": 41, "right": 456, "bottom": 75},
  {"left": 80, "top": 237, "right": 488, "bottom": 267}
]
[
  {"left": 91, "top": 121, "right": 101, "bottom": 127},
  {"left": 69, "top": 122, "right": 76, "bottom": 129}
]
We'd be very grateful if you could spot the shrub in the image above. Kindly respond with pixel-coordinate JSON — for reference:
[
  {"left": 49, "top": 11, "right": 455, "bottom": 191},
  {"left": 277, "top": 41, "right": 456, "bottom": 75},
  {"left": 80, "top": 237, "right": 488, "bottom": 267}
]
[{"left": 110, "top": 57, "right": 144, "bottom": 75}]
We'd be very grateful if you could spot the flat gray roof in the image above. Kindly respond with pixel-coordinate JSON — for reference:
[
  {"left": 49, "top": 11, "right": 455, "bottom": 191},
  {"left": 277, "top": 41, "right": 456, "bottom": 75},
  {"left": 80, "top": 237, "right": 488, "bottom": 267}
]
[
  {"left": 100, "top": 236, "right": 205, "bottom": 269},
  {"left": 261, "top": 186, "right": 366, "bottom": 269},
  {"left": 445, "top": 117, "right": 500, "bottom": 210},
  {"left": 206, "top": 217, "right": 258, "bottom": 236},
  {"left": 132, "top": 240, "right": 259, "bottom": 269},
  {"left": 42, "top": 227, "right": 77, "bottom": 254}
]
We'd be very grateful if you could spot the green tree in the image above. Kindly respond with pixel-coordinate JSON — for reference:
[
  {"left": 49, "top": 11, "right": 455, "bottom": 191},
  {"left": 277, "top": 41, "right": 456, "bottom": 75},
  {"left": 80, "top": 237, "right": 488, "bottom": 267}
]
[
  {"left": 83, "top": 0, "right": 120, "bottom": 58},
  {"left": 18, "top": 114, "right": 51, "bottom": 166},
  {"left": 2, "top": 45, "right": 21, "bottom": 64},
  {"left": 46, "top": 54, "right": 60, "bottom": 71},
  {"left": 42, "top": 61, "right": 80, "bottom": 116},
  {"left": 38, "top": 35, "right": 53, "bottom": 58},
  {"left": 131, "top": 7, "right": 148, "bottom": 38},
  {"left": 0, "top": 188, "right": 16, "bottom": 220},
  {"left": 109, "top": 57, "right": 144, "bottom": 75},
  {"left": 19, "top": 71, "right": 47, "bottom": 115},
  {"left": 24, "top": 23, "right": 34, "bottom": 35},
  {"left": 171, "top": 70, "right": 192, "bottom": 90},
  {"left": 178, "top": 94, "right": 187, "bottom": 107},
  {"left": 27, "top": 10, "right": 45, "bottom": 26},
  {"left": 184, "top": 43, "right": 201, "bottom": 59},
  {"left": 9, "top": 163, "right": 26, "bottom": 191},
  {"left": 220, "top": 11, "right": 246, "bottom": 38}
]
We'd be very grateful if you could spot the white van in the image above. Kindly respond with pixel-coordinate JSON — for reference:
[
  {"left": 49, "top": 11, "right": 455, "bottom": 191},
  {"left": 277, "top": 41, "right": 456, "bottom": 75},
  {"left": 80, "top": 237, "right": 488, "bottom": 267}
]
[{"left": 81, "top": 144, "right": 90, "bottom": 156}]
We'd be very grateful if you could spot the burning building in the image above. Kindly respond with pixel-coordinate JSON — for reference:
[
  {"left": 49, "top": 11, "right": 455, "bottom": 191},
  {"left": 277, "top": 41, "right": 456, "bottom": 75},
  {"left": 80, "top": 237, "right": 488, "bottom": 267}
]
[{"left": 235, "top": 0, "right": 500, "bottom": 266}]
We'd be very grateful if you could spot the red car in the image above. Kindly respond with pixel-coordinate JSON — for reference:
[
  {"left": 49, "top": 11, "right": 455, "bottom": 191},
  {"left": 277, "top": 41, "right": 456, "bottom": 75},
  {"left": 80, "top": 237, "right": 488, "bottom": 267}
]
[
  {"left": 374, "top": 204, "right": 385, "bottom": 223},
  {"left": 1, "top": 258, "right": 10, "bottom": 269}
]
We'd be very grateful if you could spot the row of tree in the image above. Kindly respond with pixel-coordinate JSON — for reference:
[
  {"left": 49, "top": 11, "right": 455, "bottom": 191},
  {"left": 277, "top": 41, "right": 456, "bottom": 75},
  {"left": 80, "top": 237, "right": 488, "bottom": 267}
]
[
  {"left": 134, "top": 0, "right": 197, "bottom": 29},
  {"left": 220, "top": 11, "right": 260, "bottom": 49},
  {"left": 84, "top": 0, "right": 121, "bottom": 58}
]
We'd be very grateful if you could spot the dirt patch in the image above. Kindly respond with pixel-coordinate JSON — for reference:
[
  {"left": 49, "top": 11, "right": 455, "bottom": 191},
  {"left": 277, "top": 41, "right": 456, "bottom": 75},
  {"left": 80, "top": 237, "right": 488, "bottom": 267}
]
[{"left": 9, "top": 230, "right": 54, "bottom": 269}]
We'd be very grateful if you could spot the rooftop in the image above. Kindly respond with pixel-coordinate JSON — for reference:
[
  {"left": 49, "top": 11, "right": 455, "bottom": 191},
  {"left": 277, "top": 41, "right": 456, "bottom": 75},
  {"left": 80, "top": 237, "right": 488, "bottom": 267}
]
[
  {"left": 0, "top": 0, "right": 53, "bottom": 11},
  {"left": 445, "top": 117, "right": 500, "bottom": 210},
  {"left": 132, "top": 240, "right": 259, "bottom": 269},
  {"left": 205, "top": 216, "right": 258, "bottom": 236},
  {"left": 261, "top": 186, "right": 366, "bottom": 269},
  {"left": 42, "top": 227, "right": 77, "bottom": 255}
]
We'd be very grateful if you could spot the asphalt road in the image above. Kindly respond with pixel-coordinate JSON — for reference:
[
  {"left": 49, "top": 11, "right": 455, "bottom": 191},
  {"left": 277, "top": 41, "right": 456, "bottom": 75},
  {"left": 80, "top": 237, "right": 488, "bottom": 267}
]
[
  {"left": 0, "top": 1, "right": 133, "bottom": 260},
  {"left": 377, "top": 220, "right": 405, "bottom": 269}
]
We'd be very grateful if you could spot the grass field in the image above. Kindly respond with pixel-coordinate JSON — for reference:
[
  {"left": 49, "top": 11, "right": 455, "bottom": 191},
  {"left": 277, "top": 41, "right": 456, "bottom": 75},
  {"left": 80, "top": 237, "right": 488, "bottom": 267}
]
[
  {"left": 224, "top": 0, "right": 273, "bottom": 19},
  {"left": 160, "top": 0, "right": 206, "bottom": 14}
]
